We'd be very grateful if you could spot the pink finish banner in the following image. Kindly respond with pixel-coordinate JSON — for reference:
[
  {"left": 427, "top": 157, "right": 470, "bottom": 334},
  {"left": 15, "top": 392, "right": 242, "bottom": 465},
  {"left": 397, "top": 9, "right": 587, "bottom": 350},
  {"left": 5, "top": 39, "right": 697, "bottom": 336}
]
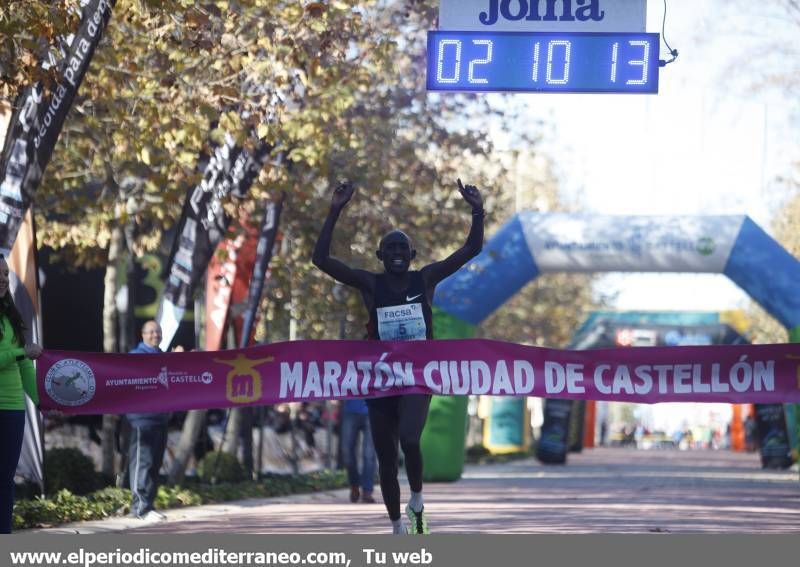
[{"left": 36, "top": 339, "right": 800, "bottom": 415}]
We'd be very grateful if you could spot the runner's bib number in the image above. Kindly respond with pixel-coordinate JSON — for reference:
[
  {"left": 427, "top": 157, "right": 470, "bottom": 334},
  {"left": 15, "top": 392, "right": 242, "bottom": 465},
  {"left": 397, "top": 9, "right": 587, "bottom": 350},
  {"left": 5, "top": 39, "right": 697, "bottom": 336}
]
[{"left": 376, "top": 303, "right": 426, "bottom": 341}]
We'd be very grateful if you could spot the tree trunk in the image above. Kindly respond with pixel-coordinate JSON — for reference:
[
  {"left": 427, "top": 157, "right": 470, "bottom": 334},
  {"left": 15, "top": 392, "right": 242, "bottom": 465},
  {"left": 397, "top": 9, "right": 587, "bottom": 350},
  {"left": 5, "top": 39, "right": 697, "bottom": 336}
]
[
  {"left": 221, "top": 407, "right": 243, "bottom": 455},
  {"left": 241, "top": 407, "right": 254, "bottom": 476},
  {"left": 221, "top": 407, "right": 255, "bottom": 476},
  {"left": 103, "top": 225, "right": 123, "bottom": 352},
  {"left": 220, "top": 407, "right": 255, "bottom": 476},
  {"left": 100, "top": 225, "right": 124, "bottom": 476},
  {"left": 167, "top": 409, "right": 208, "bottom": 485}
]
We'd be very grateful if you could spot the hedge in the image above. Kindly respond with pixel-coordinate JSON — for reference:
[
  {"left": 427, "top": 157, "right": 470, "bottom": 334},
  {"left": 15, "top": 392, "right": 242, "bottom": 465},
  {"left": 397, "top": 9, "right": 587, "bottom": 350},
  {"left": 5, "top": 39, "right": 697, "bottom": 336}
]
[{"left": 13, "top": 470, "right": 347, "bottom": 531}]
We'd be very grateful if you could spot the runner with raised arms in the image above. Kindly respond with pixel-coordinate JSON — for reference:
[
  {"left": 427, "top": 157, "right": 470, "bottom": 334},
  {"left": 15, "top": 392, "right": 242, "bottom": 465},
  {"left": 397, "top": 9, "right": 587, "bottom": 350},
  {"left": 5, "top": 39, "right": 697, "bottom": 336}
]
[{"left": 312, "top": 178, "right": 484, "bottom": 534}]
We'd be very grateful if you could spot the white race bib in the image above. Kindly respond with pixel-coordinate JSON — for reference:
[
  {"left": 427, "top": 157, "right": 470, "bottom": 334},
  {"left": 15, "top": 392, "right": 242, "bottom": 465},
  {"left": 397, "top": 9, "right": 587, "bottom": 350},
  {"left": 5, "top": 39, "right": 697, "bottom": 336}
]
[{"left": 376, "top": 302, "right": 427, "bottom": 341}]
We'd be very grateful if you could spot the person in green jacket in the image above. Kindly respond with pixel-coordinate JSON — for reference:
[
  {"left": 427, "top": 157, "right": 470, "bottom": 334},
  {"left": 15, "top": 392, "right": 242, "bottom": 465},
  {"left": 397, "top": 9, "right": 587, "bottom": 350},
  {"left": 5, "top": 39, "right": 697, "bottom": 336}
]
[{"left": 0, "top": 254, "right": 42, "bottom": 533}]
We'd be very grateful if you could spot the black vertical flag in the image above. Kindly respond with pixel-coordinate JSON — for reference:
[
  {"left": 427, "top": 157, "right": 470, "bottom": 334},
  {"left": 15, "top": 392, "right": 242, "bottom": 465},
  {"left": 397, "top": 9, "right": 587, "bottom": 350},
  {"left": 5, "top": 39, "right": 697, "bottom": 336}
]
[
  {"left": 0, "top": 0, "right": 116, "bottom": 255},
  {"left": 238, "top": 192, "right": 286, "bottom": 348},
  {"left": 157, "top": 137, "right": 274, "bottom": 349}
]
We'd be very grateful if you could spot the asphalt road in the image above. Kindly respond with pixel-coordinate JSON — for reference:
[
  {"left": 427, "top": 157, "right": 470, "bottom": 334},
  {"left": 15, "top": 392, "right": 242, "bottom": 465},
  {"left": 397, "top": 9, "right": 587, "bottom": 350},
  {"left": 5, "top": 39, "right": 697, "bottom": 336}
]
[{"left": 37, "top": 447, "right": 800, "bottom": 534}]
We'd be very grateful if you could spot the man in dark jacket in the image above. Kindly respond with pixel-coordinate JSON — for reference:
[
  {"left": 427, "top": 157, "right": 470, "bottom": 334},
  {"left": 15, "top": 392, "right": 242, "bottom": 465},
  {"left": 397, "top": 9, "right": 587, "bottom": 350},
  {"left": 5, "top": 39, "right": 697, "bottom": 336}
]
[{"left": 125, "top": 320, "right": 169, "bottom": 521}]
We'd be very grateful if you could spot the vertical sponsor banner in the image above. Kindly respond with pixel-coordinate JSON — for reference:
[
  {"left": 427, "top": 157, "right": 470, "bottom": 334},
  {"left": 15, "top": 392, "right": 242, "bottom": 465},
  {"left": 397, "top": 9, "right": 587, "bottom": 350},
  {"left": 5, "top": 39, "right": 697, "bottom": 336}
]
[
  {"left": 205, "top": 239, "right": 238, "bottom": 352},
  {"left": 204, "top": 216, "right": 258, "bottom": 351},
  {"left": 229, "top": 219, "right": 259, "bottom": 347},
  {"left": 0, "top": 0, "right": 115, "bottom": 255},
  {"left": 237, "top": 194, "right": 285, "bottom": 349},
  {"left": 157, "top": 138, "right": 273, "bottom": 350},
  {"left": 9, "top": 210, "right": 44, "bottom": 492}
]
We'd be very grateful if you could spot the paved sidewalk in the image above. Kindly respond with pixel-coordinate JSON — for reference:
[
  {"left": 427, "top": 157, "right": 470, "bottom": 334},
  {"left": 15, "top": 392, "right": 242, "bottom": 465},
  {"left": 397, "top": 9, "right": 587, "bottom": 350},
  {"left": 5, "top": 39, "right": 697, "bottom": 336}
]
[{"left": 31, "top": 448, "right": 800, "bottom": 534}]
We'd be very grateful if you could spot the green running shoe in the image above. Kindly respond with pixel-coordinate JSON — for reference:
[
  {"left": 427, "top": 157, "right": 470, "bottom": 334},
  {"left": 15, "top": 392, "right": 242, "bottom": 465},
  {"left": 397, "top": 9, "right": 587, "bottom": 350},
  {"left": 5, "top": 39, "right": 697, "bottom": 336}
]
[{"left": 405, "top": 504, "right": 430, "bottom": 535}]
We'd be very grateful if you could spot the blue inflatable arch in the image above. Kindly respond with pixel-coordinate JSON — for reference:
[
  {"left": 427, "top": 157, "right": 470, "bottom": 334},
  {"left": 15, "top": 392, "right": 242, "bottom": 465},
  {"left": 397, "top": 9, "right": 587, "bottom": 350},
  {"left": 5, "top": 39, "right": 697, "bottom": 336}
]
[
  {"left": 433, "top": 213, "right": 800, "bottom": 337},
  {"left": 421, "top": 213, "right": 800, "bottom": 481}
]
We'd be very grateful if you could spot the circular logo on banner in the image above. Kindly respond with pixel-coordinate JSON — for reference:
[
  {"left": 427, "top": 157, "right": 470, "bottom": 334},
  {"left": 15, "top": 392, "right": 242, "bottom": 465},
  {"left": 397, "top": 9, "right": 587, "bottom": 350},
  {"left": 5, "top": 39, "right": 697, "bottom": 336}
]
[
  {"left": 201, "top": 371, "right": 213, "bottom": 385},
  {"left": 45, "top": 359, "right": 96, "bottom": 407}
]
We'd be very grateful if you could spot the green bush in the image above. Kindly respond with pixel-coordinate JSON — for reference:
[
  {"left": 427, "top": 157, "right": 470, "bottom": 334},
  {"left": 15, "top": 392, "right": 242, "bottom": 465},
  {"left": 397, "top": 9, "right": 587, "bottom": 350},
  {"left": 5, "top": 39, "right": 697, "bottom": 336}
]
[
  {"left": 196, "top": 451, "right": 246, "bottom": 483},
  {"left": 13, "top": 469, "right": 348, "bottom": 531},
  {"left": 155, "top": 485, "right": 203, "bottom": 509},
  {"left": 44, "top": 448, "right": 99, "bottom": 496},
  {"left": 88, "top": 487, "right": 130, "bottom": 509},
  {"left": 13, "top": 488, "right": 130, "bottom": 529}
]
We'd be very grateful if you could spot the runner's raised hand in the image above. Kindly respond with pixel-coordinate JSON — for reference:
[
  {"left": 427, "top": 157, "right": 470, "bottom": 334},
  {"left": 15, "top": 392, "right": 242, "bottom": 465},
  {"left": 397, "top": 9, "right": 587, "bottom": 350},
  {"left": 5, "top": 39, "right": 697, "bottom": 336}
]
[
  {"left": 331, "top": 181, "right": 355, "bottom": 211},
  {"left": 457, "top": 178, "right": 483, "bottom": 211}
]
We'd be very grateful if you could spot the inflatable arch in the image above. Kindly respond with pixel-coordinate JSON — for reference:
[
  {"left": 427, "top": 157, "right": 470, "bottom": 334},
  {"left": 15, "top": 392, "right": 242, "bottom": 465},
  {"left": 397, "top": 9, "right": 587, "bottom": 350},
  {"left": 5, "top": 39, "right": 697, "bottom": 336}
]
[{"left": 422, "top": 213, "right": 800, "bottom": 480}]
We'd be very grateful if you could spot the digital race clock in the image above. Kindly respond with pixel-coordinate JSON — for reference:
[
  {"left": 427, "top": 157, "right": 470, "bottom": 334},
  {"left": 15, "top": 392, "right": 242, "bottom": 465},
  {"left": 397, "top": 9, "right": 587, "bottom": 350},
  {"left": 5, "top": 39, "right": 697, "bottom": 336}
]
[{"left": 427, "top": 31, "right": 660, "bottom": 94}]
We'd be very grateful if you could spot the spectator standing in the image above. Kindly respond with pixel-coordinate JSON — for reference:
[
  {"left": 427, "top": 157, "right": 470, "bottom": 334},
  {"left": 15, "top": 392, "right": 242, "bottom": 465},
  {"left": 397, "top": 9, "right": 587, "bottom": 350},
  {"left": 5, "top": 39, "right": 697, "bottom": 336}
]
[
  {"left": 341, "top": 399, "right": 377, "bottom": 504},
  {"left": 0, "top": 254, "right": 42, "bottom": 533},
  {"left": 125, "top": 320, "right": 169, "bottom": 521}
]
